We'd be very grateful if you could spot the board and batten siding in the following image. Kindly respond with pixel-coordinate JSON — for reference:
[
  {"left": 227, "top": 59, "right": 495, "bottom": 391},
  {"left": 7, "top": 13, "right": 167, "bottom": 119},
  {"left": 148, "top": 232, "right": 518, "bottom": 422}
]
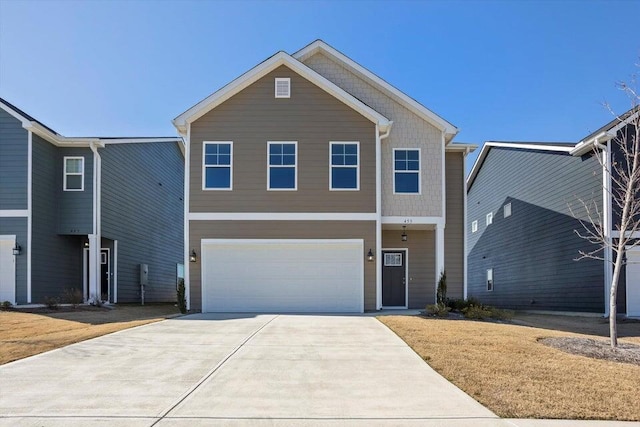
[
  {"left": 382, "top": 229, "right": 435, "bottom": 308},
  {"left": 444, "top": 151, "right": 464, "bottom": 300},
  {"left": 31, "top": 135, "right": 83, "bottom": 302},
  {"left": 100, "top": 142, "right": 184, "bottom": 303},
  {"left": 0, "top": 217, "right": 27, "bottom": 302},
  {"left": 467, "top": 147, "right": 607, "bottom": 312},
  {"left": 189, "top": 65, "right": 376, "bottom": 214},
  {"left": 57, "top": 147, "right": 93, "bottom": 235},
  {"left": 189, "top": 220, "right": 376, "bottom": 311},
  {"left": 0, "top": 108, "right": 28, "bottom": 210}
]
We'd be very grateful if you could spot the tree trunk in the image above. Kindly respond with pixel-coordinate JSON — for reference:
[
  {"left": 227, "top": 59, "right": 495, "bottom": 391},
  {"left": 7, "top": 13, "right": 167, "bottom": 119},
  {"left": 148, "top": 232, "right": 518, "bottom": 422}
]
[{"left": 609, "top": 239, "right": 626, "bottom": 348}]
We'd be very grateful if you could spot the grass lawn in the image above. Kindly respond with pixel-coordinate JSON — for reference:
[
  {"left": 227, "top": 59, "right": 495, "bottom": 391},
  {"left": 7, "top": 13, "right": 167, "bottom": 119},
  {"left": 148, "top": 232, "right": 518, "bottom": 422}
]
[
  {"left": 0, "top": 304, "right": 180, "bottom": 365},
  {"left": 379, "top": 313, "right": 640, "bottom": 421}
]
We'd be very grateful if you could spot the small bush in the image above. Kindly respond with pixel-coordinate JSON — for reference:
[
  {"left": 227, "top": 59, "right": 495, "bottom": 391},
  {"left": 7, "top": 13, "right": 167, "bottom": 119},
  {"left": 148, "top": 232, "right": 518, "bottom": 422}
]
[
  {"left": 0, "top": 301, "right": 12, "bottom": 310},
  {"left": 436, "top": 270, "right": 447, "bottom": 305},
  {"left": 426, "top": 303, "right": 451, "bottom": 317},
  {"left": 462, "top": 304, "right": 514, "bottom": 321},
  {"left": 62, "top": 288, "right": 84, "bottom": 308},
  {"left": 43, "top": 296, "right": 59, "bottom": 310},
  {"left": 177, "top": 279, "right": 187, "bottom": 314},
  {"left": 446, "top": 297, "right": 485, "bottom": 312}
]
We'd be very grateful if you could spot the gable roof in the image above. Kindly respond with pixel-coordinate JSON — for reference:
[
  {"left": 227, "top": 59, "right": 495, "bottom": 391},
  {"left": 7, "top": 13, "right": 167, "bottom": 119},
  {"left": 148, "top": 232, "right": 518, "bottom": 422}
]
[
  {"left": 172, "top": 51, "right": 391, "bottom": 135},
  {"left": 467, "top": 141, "right": 575, "bottom": 190},
  {"left": 293, "top": 40, "right": 458, "bottom": 142},
  {"left": 571, "top": 106, "right": 640, "bottom": 156}
]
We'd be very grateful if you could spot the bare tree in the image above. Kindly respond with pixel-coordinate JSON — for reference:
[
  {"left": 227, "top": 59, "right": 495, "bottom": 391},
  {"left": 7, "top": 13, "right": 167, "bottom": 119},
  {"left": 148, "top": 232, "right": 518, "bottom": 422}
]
[{"left": 571, "top": 76, "right": 640, "bottom": 348}]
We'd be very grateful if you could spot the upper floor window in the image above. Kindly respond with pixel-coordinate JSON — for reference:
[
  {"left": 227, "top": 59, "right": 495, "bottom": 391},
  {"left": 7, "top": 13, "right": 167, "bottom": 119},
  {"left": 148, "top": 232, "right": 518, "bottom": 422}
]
[
  {"left": 63, "top": 157, "right": 84, "bottom": 191},
  {"left": 486, "top": 212, "right": 493, "bottom": 225},
  {"left": 393, "top": 149, "right": 420, "bottom": 194},
  {"left": 504, "top": 202, "right": 512, "bottom": 218},
  {"left": 275, "top": 78, "right": 290, "bottom": 98},
  {"left": 471, "top": 220, "right": 478, "bottom": 233},
  {"left": 203, "top": 142, "right": 232, "bottom": 190},
  {"left": 330, "top": 142, "right": 359, "bottom": 190},
  {"left": 268, "top": 142, "right": 297, "bottom": 190}
]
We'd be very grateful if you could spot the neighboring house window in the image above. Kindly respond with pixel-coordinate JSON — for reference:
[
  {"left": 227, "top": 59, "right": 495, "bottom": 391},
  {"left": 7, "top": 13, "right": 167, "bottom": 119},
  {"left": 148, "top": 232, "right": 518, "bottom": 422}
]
[
  {"left": 203, "top": 142, "right": 233, "bottom": 190},
  {"left": 275, "top": 78, "right": 290, "bottom": 98},
  {"left": 268, "top": 142, "right": 297, "bottom": 190},
  {"left": 393, "top": 148, "right": 420, "bottom": 194},
  {"left": 471, "top": 220, "right": 478, "bottom": 233},
  {"left": 63, "top": 157, "right": 84, "bottom": 191},
  {"left": 330, "top": 142, "right": 359, "bottom": 190},
  {"left": 486, "top": 212, "right": 493, "bottom": 225},
  {"left": 487, "top": 268, "right": 494, "bottom": 291},
  {"left": 504, "top": 203, "right": 512, "bottom": 218}
]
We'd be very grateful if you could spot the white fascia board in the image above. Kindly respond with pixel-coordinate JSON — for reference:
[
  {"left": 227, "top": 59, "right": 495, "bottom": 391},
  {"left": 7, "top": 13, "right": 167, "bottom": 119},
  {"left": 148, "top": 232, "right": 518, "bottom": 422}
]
[
  {"left": 445, "top": 143, "right": 478, "bottom": 152},
  {"left": 188, "top": 212, "right": 377, "bottom": 221},
  {"left": 173, "top": 51, "right": 390, "bottom": 133},
  {"left": 25, "top": 122, "right": 105, "bottom": 148},
  {"left": 101, "top": 137, "right": 183, "bottom": 144},
  {"left": 0, "top": 210, "right": 28, "bottom": 217},
  {"left": 293, "top": 40, "right": 458, "bottom": 139},
  {"left": 382, "top": 216, "right": 445, "bottom": 227},
  {"left": 0, "top": 101, "right": 32, "bottom": 127},
  {"left": 467, "top": 141, "right": 574, "bottom": 190}
]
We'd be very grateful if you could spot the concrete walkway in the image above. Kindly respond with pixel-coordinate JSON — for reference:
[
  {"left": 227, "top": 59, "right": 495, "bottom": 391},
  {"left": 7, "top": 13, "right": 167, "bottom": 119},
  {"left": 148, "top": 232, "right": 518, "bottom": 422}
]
[{"left": 0, "top": 314, "right": 637, "bottom": 426}]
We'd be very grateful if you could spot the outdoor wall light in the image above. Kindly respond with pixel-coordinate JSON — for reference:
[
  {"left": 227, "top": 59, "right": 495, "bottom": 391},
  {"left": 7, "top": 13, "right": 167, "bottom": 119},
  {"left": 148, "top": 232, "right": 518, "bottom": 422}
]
[
  {"left": 367, "top": 249, "right": 375, "bottom": 262},
  {"left": 401, "top": 226, "right": 408, "bottom": 242},
  {"left": 84, "top": 241, "right": 90, "bottom": 248},
  {"left": 13, "top": 243, "right": 22, "bottom": 256},
  {"left": 190, "top": 249, "right": 197, "bottom": 263}
]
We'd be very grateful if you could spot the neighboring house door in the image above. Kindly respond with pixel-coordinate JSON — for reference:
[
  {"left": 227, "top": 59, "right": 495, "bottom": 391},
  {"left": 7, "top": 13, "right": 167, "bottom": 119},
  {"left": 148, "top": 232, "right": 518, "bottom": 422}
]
[
  {"left": 101, "top": 249, "right": 110, "bottom": 301},
  {"left": 0, "top": 237, "right": 16, "bottom": 305},
  {"left": 382, "top": 250, "right": 407, "bottom": 307},
  {"left": 626, "top": 247, "right": 640, "bottom": 317}
]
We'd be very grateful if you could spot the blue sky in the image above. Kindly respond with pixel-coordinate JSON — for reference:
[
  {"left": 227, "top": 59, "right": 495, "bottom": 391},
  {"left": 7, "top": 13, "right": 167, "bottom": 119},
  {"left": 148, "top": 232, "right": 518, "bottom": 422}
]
[{"left": 1, "top": 0, "right": 639, "bottom": 172}]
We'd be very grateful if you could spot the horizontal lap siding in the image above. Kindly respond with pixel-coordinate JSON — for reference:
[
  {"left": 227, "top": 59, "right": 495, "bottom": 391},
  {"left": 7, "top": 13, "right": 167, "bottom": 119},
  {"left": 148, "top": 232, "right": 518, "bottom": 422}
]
[
  {"left": 189, "top": 220, "right": 376, "bottom": 311},
  {"left": 467, "top": 147, "right": 605, "bottom": 312},
  {"left": 445, "top": 152, "right": 464, "bottom": 299},
  {"left": 57, "top": 147, "right": 93, "bottom": 235},
  {"left": 0, "top": 217, "right": 27, "bottom": 302},
  {"left": 101, "top": 142, "right": 184, "bottom": 303},
  {"left": 0, "top": 108, "right": 27, "bottom": 210},
  {"left": 382, "top": 230, "right": 435, "bottom": 308},
  {"left": 190, "top": 65, "right": 376, "bottom": 213}
]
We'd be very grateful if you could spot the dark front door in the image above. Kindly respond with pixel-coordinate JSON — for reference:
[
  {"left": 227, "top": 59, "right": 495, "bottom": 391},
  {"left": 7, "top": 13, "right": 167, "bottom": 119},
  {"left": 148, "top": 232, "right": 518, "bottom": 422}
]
[
  {"left": 100, "top": 249, "right": 109, "bottom": 300},
  {"left": 382, "top": 250, "right": 406, "bottom": 307}
]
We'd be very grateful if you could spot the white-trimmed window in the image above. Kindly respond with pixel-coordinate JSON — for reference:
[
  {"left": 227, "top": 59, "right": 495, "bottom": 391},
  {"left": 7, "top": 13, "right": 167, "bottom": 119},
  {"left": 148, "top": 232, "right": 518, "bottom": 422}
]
[
  {"left": 268, "top": 141, "right": 297, "bottom": 190},
  {"left": 487, "top": 268, "right": 494, "bottom": 291},
  {"left": 504, "top": 203, "right": 512, "bottom": 218},
  {"left": 275, "top": 78, "right": 290, "bottom": 98},
  {"left": 471, "top": 220, "right": 478, "bottom": 233},
  {"left": 486, "top": 212, "right": 493, "bottom": 225},
  {"left": 203, "top": 142, "right": 233, "bottom": 190},
  {"left": 330, "top": 142, "right": 359, "bottom": 190},
  {"left": 63, "top": 156, "right": 84, "bottom": 191},
  {"left": 393, "top": 148, "right": 420, "bottom": 194}
]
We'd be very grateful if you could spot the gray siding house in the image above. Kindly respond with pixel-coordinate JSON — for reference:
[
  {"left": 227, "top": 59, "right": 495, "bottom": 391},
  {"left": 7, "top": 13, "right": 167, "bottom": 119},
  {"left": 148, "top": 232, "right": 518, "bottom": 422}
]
[
  {"left": 0, "top": 98, "right": 184, "bottom": 305},
  {"left": 467, "top": 109, "right": 640, "bottom": 316}
]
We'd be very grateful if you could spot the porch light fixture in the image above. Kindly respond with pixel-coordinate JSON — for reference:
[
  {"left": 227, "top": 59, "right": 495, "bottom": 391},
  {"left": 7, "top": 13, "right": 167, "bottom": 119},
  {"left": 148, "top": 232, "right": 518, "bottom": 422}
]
[
  {"left": 12, "top": 243, "right": 21, "bottom": 256},
  {"left": 367, "top": 249, "right": 375, "bottom": 262},
  {"left": 401, "top": 226, "right": 408, "bottom": 242},
  {"left": 190, "top": 249, "right": 197, "bottom": 263},
  {"left": 84, "top": 241, "right": 89, "bottom": 248}
]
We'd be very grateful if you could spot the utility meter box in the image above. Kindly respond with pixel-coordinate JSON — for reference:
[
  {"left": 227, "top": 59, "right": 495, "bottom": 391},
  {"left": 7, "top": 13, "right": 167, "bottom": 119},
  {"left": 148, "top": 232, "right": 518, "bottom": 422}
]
[{"left": 139, "top": 264, "right": 149, "bottom": 286}]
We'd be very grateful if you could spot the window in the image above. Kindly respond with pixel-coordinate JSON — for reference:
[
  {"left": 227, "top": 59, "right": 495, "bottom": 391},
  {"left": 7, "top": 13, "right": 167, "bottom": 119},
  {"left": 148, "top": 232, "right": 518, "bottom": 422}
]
[
  {"left": 203, "top": 142, "right": 232, "bottom": 190},
  {"left": 275, "top": 78, "right": 290, "bottom": 98},
  {"left": 487, "top": 268, "right": 494, "bottom": 291},
  {"left": 486, "top": 212, "right": 493, "bottom": 225},
  {"left": 268, "top": 142, "right": 297, "bottom": 190},
  {"left": 471, "top": 220, "right": 478, "bottom": 233},
  {"left": 330, "top": 142, "right": 359, "bottom": 190},
  {"left": 393, "top": 149, "right": 420, "bottom": 194},
  {"left": 384, "top": 253, "right": 402, "bottom": 266},
  {"left": 504, "top": 203, "right": 512, "bottom": 218},
  {"left": 63, "top": 157, "right": 84, "bottom": 191}
]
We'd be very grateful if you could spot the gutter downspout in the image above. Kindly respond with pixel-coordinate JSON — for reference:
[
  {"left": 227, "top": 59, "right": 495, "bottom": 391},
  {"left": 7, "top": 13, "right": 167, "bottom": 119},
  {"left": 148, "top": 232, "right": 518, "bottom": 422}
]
[
  {"left": 376, "top": 122, "right": 392, "bottom": 310},
  {"left": 89, "top": 142, "right": 102, "bottom": 303}
]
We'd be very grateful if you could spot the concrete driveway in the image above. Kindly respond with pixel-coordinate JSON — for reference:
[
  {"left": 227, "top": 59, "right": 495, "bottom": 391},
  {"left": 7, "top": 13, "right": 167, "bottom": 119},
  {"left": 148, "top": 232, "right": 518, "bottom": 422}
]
[{"left": 0, "top": 313, "right": 504, "bottom": 426}]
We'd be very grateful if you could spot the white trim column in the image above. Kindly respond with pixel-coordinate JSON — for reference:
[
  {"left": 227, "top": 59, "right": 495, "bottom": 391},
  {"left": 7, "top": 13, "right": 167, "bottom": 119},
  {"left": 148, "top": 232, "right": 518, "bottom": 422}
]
[
  {"left": 435, "top": 223, "right": 445, "bottom": 298},
  {"left": 375, "top": 125, "right": 382, "bottom": 310},
  {"left": 184, "top": 126, "right": 191, "bottom": 311},
  {"left": 113, "top": 240, "right": 118, "bottom": 303},
  {"left": 88, "top": 234, "right": 100, "bottom": 301},
  {"left": 603, "top": 141, "right": 613, "bottom": 316},
  {"left": 27, "top": 131, "right": 32, "bottom": 303}
]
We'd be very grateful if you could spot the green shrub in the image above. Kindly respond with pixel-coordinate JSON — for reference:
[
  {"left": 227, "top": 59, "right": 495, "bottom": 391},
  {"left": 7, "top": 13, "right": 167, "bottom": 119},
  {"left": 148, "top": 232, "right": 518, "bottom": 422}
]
[
  {"left": 446, "top": 297, "right": 484, "bottom": 312},
  {"left": 462, "top": 304, "right": 492, "bottom": 320},
  {"left": 0, "top": 301, "right": 12, "bottom": 310},
  {"left": 62, "top": 288, "right": 84, "bottom": 308},
  {"left": 177, "top": 279, "right": 187, "bottom": 314},
  {"left": 436, "top": 270, "right": 447, "bottom": 305},
  {"left": 43, "top": 296, "right": 59, "bottom": 310},
  {"left": 426, "top": 303, "right": 451, "bottom": 317}
]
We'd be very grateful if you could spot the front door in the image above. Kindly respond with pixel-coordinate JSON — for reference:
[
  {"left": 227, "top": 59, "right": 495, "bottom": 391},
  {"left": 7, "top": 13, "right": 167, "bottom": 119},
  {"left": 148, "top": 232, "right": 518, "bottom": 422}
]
[
  {"left": 100, "top": 249, "right": 109, "bottom": 301},
  {"left": 626, "top": 247, "right": 640, "bottom": 317},
  {"left": 382, "top": 250, "right": 406, "bottom": 307}
]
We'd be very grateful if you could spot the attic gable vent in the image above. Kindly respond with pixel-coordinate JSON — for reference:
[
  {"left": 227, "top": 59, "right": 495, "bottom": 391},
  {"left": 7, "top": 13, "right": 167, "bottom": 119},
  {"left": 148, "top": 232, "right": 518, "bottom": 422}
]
[{"left": 275, "top": 78, "right": 290, "bottom": 98}]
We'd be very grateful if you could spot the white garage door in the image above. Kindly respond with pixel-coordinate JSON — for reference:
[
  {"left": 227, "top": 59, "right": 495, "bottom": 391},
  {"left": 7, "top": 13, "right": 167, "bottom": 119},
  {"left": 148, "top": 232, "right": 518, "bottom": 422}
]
[
  {"left": 201, "top": 239, "right": 364, "bottom": 313},
  {"left": 626, "top": 247, "right": 640, "bottom": 318}
]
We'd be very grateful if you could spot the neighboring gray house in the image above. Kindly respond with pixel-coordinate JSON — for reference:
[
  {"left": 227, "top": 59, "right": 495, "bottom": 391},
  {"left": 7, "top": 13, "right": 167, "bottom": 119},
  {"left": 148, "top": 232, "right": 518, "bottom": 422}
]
[
  {"left": 0, "top": 98, "right": 184, "bottom": 305},
  {"left": 466, "top": 109, "right": 639, "bottom": 316}
]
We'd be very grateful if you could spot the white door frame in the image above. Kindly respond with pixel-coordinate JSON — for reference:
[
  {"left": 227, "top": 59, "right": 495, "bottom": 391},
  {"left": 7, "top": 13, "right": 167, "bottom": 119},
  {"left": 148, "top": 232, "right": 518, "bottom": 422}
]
[
  {"left": 0, "top": 235, "right": 17, "bottom": 305},
  {"left": 381, "top": 247, "right": 409, "bottom": 309},
  {"left": 84, "top": 247, "right": 110, "bottom": 302},
  {"left": 626, "top": 246, "right": 640, "bottom": 318}
]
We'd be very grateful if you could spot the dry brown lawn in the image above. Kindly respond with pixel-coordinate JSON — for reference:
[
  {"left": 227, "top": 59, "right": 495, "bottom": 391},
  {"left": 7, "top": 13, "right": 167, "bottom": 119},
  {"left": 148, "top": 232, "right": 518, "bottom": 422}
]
[
  {"left": 379, "top": 314, "right": 640, "bottom": 421},
  {"left": 0, "top": 304, "right": 180, "bottom": 365}
]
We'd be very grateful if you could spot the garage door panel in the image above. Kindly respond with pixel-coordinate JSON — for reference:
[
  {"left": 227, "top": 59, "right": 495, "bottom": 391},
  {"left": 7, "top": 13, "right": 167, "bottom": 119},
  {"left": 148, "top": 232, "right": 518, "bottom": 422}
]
[{"left": 201, "top": 240, "right": 363, "bottom": 313}]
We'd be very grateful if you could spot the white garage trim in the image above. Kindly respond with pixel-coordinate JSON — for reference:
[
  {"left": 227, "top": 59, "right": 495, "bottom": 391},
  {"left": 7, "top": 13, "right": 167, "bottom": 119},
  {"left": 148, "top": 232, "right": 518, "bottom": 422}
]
[{"left": 201, "top": 239, "right": 364, "bottom": 313}]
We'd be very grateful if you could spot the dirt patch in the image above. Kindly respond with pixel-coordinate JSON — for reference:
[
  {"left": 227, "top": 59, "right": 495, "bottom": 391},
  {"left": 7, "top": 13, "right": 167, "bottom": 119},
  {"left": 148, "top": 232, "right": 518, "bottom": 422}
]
[{"left": 540, "top": 337, "right": 640, "bottom": 366}]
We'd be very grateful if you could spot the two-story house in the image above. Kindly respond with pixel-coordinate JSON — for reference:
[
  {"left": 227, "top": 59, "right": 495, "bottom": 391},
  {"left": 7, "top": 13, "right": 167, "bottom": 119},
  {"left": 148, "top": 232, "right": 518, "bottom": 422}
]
[
  {"left": 466, "top": 107, "right": 639, "bottom": 317},
  {"left": 0, "top": 98, "right": 184, "bottom": 305},
  {"left": 174, "top": 40, "right": 475, "bottom": 313}
]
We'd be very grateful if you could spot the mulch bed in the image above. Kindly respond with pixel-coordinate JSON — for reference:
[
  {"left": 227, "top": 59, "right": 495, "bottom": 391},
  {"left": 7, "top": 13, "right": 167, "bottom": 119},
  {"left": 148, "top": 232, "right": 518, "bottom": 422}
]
[{"left": 540, "top": 337, "right": 640, "bottom": 366}]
